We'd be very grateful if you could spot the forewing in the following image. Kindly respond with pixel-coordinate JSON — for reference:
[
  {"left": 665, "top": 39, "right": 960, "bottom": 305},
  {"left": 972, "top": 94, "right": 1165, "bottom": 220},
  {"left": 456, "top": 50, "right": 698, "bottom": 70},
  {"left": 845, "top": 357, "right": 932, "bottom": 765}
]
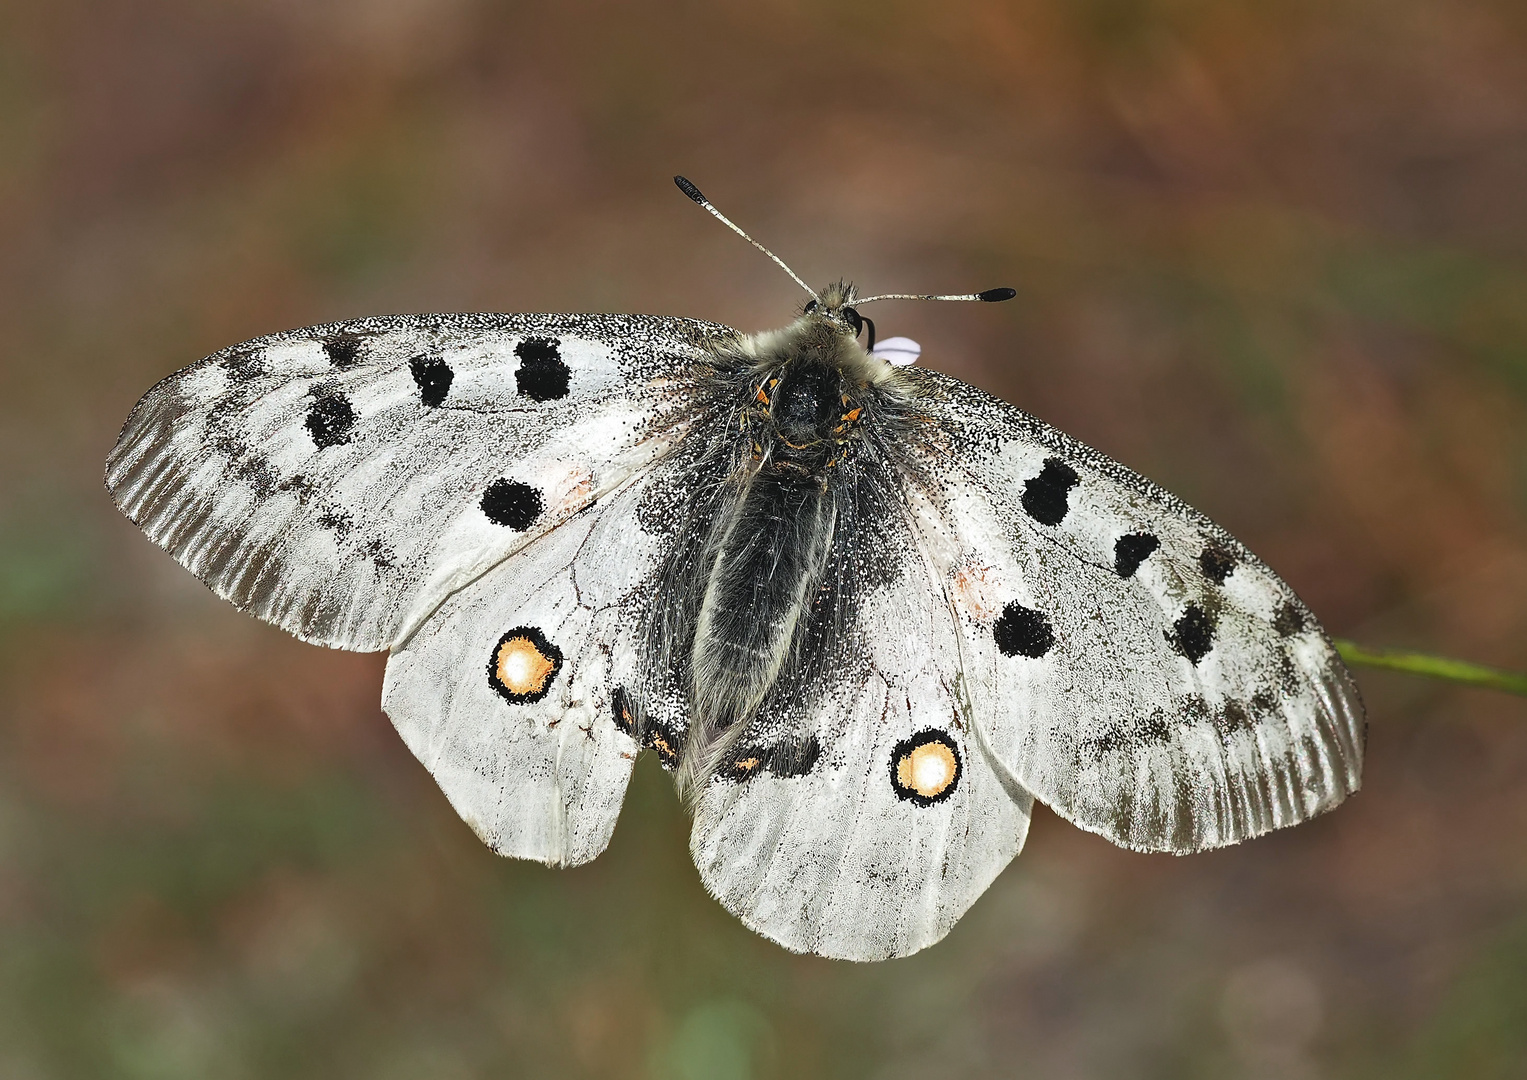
[
  {"left": 106, "top": 313, "right": 732, "bottom": 650},
  {"left": 379, "top": 467, "right": 672, "bottom": 866},
  {"left": 907, "top": 370, "right": 1364, "bottom": 854},
  {"left": 688, "top": 506, "right": 1032, "bottom": 961}
]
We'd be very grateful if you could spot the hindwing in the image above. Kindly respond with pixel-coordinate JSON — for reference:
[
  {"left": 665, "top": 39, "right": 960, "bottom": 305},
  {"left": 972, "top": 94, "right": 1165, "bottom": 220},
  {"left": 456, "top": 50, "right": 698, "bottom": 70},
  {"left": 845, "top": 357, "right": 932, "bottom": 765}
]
[
  {"left": 687, "top": 467, "right": 1032, "bottom": 961},
  {"left": 381, "top": 466, "right": 684, "bottom": 866}
]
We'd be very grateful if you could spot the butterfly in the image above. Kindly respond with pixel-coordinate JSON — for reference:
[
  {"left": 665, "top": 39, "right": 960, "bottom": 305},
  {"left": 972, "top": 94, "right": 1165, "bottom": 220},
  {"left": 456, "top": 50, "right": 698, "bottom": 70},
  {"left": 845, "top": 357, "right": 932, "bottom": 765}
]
[{"left": 105, "top": 177, "right": 1364, "bottom": 961}]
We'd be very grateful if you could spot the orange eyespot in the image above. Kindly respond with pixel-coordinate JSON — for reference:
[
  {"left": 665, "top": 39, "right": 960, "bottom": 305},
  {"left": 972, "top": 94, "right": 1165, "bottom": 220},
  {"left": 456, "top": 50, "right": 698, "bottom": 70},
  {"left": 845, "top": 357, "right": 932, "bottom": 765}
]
[
  {"left": 898, "top": 742, "right": 957, "bottom": 798},
  {"left": 488, "top": 627, "right": 563, "bottom": 704},
  {"left": 890, "top": 730, "right": 963, "bottom": 805}
]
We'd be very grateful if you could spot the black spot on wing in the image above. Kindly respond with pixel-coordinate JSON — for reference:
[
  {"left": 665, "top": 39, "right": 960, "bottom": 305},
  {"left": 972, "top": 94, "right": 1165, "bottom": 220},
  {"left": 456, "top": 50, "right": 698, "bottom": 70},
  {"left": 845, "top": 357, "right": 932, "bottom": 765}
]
[
  {"left": 480, "top": 480, "right": 542, "bottom": 530},
  {"left": 222, "top": 345, "right": 266, "bottom": 379},
  {"left": 1114, "top": 533, "right": 1159, "bottom": 578},
  {"left": 767, "top": 736, "right": 822, "bottom": 777},
  {"left": 610, "top": 687, "right": 683, "bottom": 768},
  {"left": 1168, "top": 603, "right": 1215, "bottom": 664},
  {"left": 233, "top": 453, "right": 277, "bottom": 498},
  {"left": 514, "top": 338, "right": 571, "bottom": 401},
  {"left": 1136, "top": 709, "right": 1170, "bottom": 742},
  {"left": 1080, "top": 729, "right": 1119, "bottom": 754},
  {"left": 719, "top": 736, "right": 823, "bottom": 782},
  {"left": 1021, "top": 458, "right": 1079, "bottom": 526},
  {"left": 1080, "top": 709, "right": 1171, "bottom": 755},
  {"left": 316, "top": 505, "right": 353, "bottom": 539},
  {"left": 279, "top": 473, "right": 318, "bottom": 504},
  {"left": 1214, "top": 699, "right": 1252, "bottom": 737},
  {"left": 641, "top": 718, "right": 683, "bottom": 769},
  {"left": 612, "top": 686, "right": 637, "bottom": 737},
  {"left": 994, "top": 601, "right": 1055, "bottom": 658},
  {"left": 322, "top": 333, "right": 365, "bottom": 369},
  {"left": 360, "top": 535, "right": 396, "bottom": 570},
  {"left": 1273, "top": 601, "right": 1306, "bottom": 637},
  {"left": 210, "top": 429, "right": 246, "bottom": 460},
  {"left": 1277, "top": 651, "right": 1301, "bottom": 693},
  {"left": 305, "top": 389, "right": 356, "bottom": 448},
  {"left": 1199, "top": 543, "right": 1237, "bottom": 585},
  {"left": 409, "top": 354, "right": 453, "bottom": 406}
]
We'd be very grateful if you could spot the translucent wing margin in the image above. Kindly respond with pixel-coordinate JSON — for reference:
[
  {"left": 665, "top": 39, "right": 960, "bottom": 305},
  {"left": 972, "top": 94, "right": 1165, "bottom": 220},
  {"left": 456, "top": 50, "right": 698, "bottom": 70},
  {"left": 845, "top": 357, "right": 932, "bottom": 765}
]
[
  {"left": 106, "top": 313, "right": 734, "bottom": 650},
  {"left": 905, "top": 370, "right": 1364, "bottom": 854}
]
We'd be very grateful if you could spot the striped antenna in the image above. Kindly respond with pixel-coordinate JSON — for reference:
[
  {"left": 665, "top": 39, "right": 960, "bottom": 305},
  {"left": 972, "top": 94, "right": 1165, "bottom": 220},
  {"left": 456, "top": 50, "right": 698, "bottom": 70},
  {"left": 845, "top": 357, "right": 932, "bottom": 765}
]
[
  {"left": 674, "top": 176, "right": 815, "bottom": 299},
  {"left": 854, "top": 288, "right": 1017, "bottom": 305}
]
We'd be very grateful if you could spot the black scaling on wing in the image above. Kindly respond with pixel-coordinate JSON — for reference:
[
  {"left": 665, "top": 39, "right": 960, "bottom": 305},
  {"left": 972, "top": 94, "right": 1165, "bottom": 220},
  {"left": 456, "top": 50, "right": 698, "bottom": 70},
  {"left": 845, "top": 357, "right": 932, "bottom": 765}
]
[
  {"left": 899, "top": 369, "right": 1364, "bottom": 855},
  {"left": 106, "top": 313, "right": 735, "bottom": 650}
]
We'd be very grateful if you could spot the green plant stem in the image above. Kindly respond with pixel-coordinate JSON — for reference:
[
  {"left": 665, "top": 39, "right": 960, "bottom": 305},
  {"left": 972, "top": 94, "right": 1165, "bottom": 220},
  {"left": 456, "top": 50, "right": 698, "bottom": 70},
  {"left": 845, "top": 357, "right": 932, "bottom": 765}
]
[{"left": 1334, "top": 640, "right": 1527, "bottom": 697}]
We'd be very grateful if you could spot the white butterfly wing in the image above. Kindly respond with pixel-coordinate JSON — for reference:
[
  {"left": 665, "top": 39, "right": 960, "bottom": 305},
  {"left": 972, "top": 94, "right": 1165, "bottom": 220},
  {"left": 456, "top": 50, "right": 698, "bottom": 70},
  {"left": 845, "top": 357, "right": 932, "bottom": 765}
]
[
  {"left": 380, "top": 469, "right": 671, "bottom": 866},
  {"left": 906, "top": 370, "right": 1364, "bottom": 854},
  {"left": 689, "top": 511, "right": 1033, "bottom": 962},
  {"left": 108, "top": 299, "right": 1363, "bottom": 955},
  {"left": 106, "top": 313, "right": 734, "bottom": 650}
]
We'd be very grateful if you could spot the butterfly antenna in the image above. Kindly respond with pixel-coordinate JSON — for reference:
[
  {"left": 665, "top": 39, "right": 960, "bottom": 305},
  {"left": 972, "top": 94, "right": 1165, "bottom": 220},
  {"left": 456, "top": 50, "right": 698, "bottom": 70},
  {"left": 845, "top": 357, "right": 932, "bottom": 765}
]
[
  {"left": 854, "top": 288, "right": 1018, "bottom": 305},
  {"left": 674, "top": 176, "right": 816, "bottom": 299}
]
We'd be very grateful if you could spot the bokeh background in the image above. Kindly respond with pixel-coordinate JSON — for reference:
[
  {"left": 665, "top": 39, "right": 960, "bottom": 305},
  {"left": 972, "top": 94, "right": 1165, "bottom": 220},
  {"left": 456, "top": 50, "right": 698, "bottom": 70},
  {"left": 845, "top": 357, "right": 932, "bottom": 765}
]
[{"left": 3, "top": 1, "right": 1527, "bottom": 1076}]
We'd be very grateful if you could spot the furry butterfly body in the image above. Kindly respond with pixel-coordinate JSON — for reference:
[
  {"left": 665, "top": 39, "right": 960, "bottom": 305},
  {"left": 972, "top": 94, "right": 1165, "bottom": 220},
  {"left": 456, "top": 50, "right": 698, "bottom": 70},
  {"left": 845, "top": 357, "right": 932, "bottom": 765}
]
[{"left": 107, "top": 279, "right": 1363, "bottom": 961}]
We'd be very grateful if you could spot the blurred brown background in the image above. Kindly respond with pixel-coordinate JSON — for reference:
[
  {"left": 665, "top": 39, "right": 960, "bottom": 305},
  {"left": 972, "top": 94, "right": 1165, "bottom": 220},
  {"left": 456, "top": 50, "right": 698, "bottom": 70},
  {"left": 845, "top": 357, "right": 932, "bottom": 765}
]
[{"left": 3, "top": 1, "right": 1527, "bottom": 1076}]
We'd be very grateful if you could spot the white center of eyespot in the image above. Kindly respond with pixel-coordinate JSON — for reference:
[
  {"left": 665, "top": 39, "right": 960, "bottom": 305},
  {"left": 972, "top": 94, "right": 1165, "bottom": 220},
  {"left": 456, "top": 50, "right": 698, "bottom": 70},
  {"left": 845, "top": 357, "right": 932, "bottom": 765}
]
[
  {"left": 899, "top": 741, "right": 957, "bottom": 799},
  {"left": 496, "top": 636, "right": 555, "bottom": 695}
]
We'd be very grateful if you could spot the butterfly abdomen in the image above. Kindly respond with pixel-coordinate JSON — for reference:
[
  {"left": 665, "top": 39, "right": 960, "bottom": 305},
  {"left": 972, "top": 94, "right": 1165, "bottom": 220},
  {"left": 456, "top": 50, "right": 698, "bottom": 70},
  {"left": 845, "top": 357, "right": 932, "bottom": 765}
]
[{"left": 686, "top": 470, "right": 836, "bottom": 784}]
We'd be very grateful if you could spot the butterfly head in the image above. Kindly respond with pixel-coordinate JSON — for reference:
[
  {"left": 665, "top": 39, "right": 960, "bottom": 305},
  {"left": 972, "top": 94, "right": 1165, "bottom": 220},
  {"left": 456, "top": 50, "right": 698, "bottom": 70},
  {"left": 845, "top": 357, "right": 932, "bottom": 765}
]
[{"left": 800, "top": 280, "right": 874, "bottom": 353}]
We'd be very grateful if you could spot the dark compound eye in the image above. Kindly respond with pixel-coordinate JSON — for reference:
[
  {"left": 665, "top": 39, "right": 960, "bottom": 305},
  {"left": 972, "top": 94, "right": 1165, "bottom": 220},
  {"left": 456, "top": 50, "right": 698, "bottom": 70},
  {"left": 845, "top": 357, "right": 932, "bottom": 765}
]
[
  {"left": 842, "top": 306, "right": 863, "bottom": 335},
  {"left": 804, "top": 299, "right": 819, "bottom": 314}
]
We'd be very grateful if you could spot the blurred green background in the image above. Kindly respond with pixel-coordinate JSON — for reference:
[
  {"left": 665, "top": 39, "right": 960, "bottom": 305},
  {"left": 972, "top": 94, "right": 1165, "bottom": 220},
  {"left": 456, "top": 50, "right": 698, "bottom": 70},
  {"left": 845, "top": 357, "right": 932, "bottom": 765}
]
[{"left": 3, "top": 1, "right": 1527, "bottom": 1076}]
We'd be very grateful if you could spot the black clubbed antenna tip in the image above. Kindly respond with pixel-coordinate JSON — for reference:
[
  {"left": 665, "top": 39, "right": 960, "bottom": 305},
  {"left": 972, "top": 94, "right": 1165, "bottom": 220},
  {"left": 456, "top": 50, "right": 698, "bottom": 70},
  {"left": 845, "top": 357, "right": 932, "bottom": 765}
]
[
  {"left": 978, "top": 287, "right": 1017, "bottom": 302},
  {"left": 674, "top": 176, "right": 707, "bottom": 205}
]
